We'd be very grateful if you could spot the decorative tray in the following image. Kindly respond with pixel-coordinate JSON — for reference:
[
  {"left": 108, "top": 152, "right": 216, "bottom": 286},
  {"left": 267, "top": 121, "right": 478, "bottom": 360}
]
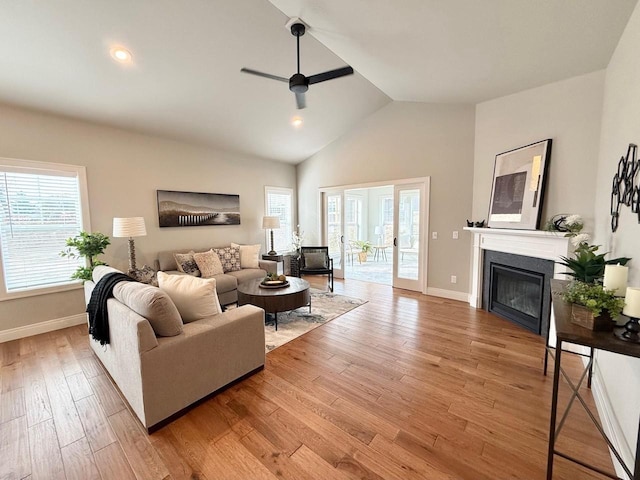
[{"left": 259, "top": 280, "right": 290, "bottom": 289}]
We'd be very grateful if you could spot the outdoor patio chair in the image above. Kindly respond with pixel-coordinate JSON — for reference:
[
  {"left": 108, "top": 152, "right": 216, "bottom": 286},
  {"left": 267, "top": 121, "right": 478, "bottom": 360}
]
[{"left": 300, "top": 246, "right": 334, "bottom": 292}]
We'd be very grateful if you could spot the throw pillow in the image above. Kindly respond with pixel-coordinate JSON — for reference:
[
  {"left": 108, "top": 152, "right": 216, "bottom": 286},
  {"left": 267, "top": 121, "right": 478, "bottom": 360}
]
[
  {"left": 213, "top": 246, "right": 241, "bottom": 272},
  {"left": 231, "top": 243, "right": 261, "bottom": 269},
  {"left": 130, "top": 265, "right": 159, "bottom": 287},
  {"left": 112, "top": 282, "right": 183, "bottom": 336},
  {"left": 174, "top": 251, "right": 201, "bottom": 277},
  {"left": 193, "top": 249, "right": 224, "bottom": 278},
  {"left": 304, "top": 252, "right": 327, "bottom": 269},
  {"left": 157, "top": 272, "right": 222, "bottom": 322}
]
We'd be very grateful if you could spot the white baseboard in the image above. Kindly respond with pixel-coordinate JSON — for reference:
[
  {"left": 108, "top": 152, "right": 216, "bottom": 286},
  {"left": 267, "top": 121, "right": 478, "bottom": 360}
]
[
  {"left": 426, "top": 287, "right": 469, "bottom": 303},
  {"left": 586, "top": 357, "right": 634, "bottom": 480},
  {"left": 0, "top": 314, "right": 87, "bottom": 343}
]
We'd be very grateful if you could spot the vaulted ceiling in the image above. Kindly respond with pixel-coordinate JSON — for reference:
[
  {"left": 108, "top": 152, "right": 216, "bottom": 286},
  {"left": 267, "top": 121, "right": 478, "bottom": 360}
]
[{"left": 0, "top": 0, "right": 636, "bottom": 163}]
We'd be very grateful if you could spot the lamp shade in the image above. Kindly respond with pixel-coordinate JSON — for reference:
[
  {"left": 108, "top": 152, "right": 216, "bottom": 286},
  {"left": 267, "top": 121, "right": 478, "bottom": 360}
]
[
  {"left": 113, "top": 217, "right": 147, "bottom": 238},
  {"left": 262, "top": 216, "right": 280, "bottom": 229}
]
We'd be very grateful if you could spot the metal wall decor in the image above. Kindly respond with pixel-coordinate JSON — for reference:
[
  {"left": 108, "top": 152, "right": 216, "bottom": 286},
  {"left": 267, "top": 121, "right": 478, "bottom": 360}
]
[{"left": 610, "top": 143, "right": 639, "bottom": 232}]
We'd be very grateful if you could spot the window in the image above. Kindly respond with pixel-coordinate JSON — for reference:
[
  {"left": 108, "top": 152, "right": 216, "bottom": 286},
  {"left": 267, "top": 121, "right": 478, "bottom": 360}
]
[
  {"left": 345, "top": 196, "right": 362, "bottom": 241},
  {"left": 381, "top": 196, "right": 393, "bottom": 226},
  {"left": 0, "top": 158, "right": 90, "bottom": 299},
  {"left": 265, "top": 186, "right": 293, "bottom": 253}
]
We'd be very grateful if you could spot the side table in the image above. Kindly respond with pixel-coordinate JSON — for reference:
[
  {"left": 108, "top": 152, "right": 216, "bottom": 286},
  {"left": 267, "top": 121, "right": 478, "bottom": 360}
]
[
  {"left": 261, "top": 254, "right": 284, "bottom": 275},
  {"left": 547, "top": 279, "right": 640, "bottom": 480},
  {"left": 289, "top": 255, "right": 300, "bottom": 277}
]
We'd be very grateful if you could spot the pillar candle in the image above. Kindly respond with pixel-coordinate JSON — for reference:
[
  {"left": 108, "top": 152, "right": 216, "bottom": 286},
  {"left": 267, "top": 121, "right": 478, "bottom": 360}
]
[
  {"left": 603, "top": 264, "right": 628, "bottom": 296},
  {"left": 623, "top": 287, "right": 640, "bottom": 318}
]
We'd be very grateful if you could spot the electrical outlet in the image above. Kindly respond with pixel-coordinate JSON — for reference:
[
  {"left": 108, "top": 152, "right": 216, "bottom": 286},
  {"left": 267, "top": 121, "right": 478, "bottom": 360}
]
[
  {"left": 450, "top": 275, "right": 457, "bottom": 284},
  {"left": 432, "top": 232, "right": 438, "bottom": 239},
  {"left": 452, "top": 231, "right": 459, "bottom": 239}
]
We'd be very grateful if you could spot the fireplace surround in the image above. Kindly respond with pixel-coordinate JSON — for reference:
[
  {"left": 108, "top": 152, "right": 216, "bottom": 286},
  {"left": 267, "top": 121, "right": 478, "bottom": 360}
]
[
  {"left": 482, "top": 250, "right": 554, "bottom": 334},
  {"left": 465, "top": 227, "right": 572, "bottom": 338}
]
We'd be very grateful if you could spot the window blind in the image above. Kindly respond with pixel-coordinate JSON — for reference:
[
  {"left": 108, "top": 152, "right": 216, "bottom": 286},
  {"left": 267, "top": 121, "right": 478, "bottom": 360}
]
[
  {"left": 0, "top": 169, "right": 84, "bottom": 292},
  {"left": 266, "top": 188, "right": 293, "bottom": 252}
]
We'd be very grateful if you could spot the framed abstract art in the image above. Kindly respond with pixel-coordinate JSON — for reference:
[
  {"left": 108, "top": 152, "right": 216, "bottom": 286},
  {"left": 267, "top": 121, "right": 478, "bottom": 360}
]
[{"left": 488, "top": 139, "right": 552, "bottom": 230}]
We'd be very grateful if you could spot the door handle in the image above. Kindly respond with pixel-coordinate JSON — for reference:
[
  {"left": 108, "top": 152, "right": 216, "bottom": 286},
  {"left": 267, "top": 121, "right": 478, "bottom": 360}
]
[
  {"left": 393, "top": 237, "right": 397, "bottom": 247},
  {"left": 340, "top": 235, "right": 344, "bottom": 244}
]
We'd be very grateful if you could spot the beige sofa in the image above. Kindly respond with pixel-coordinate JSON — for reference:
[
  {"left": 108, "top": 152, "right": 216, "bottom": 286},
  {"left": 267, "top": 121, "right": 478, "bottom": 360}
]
[
  {"left": 155, "top": 248, "right": 277, "bottom": 306},
  {"left": 84, "top": 266, "right": 265, "bottom": 432}
]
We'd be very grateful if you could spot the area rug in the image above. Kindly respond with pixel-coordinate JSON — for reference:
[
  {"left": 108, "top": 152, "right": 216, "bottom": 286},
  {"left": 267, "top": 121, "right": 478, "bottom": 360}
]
[{"left": 264, "top": 289, "right": 366, "bottom": 352}]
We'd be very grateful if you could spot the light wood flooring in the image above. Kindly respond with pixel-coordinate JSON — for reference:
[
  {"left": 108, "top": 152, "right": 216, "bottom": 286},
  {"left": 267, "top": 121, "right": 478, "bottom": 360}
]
[{"left": 0, "top": 278, "right": 616, "bottom": 480}]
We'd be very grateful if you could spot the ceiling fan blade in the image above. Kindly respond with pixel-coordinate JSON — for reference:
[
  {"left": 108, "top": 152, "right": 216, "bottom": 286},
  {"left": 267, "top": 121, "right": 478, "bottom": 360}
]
[
  {"left": 295, "top": 92, "right": 306, "bottom": 109},
  {"left": 240, "top": 68, "right": 288, "bottom": 83},
  {"left": 307, "top": 66, "right": 354, "bottom": 85}
]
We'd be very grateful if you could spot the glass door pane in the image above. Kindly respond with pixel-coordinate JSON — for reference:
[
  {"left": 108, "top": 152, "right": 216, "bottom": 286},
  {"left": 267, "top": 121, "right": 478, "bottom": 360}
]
[
  {"left": 324, "top": 190, "right": 344, "bottom": 278},
  {"left": 393, "top": 184, "right": 425, "bottom": 291}
]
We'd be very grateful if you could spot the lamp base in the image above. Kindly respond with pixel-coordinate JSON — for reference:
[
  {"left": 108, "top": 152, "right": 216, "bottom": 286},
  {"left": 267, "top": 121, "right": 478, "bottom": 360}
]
[
  {"left": 267, "top": 249, "right": 277, "bottom": 256},
  {"left": 615, "top": 317, "right": 640, "bottom": 343},
  {"left": 128, "top": 238, "right": 137, "bottom": 273}
]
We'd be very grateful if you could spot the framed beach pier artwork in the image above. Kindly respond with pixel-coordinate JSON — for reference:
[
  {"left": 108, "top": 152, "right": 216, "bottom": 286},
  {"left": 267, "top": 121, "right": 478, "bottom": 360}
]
[{"left": 157, "top": 190, "right": 241, "bottom": 227}]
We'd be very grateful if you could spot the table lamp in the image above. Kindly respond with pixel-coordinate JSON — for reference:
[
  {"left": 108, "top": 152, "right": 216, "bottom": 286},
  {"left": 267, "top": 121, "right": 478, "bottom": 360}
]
[
  {"left": 113, "top": 217, "right": 147, "bottom": 273},
  {"left": 262, "top": 216, "right": 280, "bottom": 256},
  {"left": 616, "top": 287, "right": 640, "bottom": 343}
]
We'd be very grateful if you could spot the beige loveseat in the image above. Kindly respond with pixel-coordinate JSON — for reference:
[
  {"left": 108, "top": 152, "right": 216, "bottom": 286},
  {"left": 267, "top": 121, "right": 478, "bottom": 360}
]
[
  {"left": 155, "top": 248, "right": 277, "bottom": 306},
  {"left": 84, "top": 266, "right": 265, "bottom": 432}
]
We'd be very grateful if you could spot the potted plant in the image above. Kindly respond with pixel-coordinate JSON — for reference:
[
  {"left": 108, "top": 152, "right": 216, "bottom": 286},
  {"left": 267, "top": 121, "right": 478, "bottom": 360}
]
[
  {"left": 60, "top": 231, "right": 110, "bottom": 281},
  {"left": 558, "top": 242, "right": 630, "bottom": 284},
  {"left": 561, "top": 281, "right": 625, "bottom": 331},
  {"left": 354, "top": 240, "right": 373, "bottom": 263}
]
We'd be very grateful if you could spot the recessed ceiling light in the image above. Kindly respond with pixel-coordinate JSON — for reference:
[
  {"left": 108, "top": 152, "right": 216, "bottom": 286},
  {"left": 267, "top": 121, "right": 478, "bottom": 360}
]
[
  {"left": 291, "top": 116, "right": 303, "bottom": 128},
  {"left": 110, "top": 46, "right": 132, "bottom": 63}
]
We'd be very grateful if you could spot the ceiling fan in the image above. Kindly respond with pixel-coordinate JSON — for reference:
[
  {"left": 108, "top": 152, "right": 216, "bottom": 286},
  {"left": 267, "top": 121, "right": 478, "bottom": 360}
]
[{"left": 241, "top": 20, "right": 354, "bottom": 109}]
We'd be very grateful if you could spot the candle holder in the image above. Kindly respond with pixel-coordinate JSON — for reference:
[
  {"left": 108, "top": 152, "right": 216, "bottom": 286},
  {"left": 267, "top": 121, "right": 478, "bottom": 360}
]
[
  {"left": 616, "top": 287, "right": 640, "bottom": 343},
  {"left": 615, "top": 317, "right": 640, "bottom": 343}
]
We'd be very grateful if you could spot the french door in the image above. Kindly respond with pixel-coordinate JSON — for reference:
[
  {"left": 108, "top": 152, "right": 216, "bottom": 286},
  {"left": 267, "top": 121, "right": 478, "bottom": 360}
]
[
  {"left": 323, "top": 189, "right": 345, "bottom": 279},
  {"left": 392, "top": 183, "right": 427, "bottom": 292},
  {"left": 321, "top": 179, "right": 428, "bottom": 291}
]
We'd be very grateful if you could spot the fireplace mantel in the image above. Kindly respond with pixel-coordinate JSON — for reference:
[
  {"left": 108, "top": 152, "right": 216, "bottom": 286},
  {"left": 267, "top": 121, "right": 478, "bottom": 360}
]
[{"left": 464, "top": 227, "right": 572, "bottom": 308}]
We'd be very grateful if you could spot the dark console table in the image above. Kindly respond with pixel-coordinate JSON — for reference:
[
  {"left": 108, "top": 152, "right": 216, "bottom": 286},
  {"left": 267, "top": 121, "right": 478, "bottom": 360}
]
[{"left": 547, "top": 279, "right": 640, "bottom": 480}]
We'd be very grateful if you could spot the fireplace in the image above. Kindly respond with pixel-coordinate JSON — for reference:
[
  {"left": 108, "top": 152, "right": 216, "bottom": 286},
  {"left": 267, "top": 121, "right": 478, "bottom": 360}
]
[{"left": 482, "top": 250, "right": 554, "bottom": 335}]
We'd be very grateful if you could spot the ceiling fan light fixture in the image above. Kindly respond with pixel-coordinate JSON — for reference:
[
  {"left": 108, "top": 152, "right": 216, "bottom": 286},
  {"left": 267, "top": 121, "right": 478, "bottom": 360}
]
[
  {"left": 291, "top": 116, "right": 303, "bottom": 128},
  {"left": 240, "top": 18, "right": 354, "bottom": 110},
  {"left": 110, "top": 46, "right": 133, "bottom": 64}
]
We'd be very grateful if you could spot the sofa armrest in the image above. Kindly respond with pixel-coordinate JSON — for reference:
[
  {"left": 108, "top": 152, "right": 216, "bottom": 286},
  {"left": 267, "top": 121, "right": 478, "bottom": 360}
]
[
  {"left": 139, "top": 305, "right": 265, "bottom": 427},
  {"left": 259, "top": 259, "right": 277, "bottom": 275}
]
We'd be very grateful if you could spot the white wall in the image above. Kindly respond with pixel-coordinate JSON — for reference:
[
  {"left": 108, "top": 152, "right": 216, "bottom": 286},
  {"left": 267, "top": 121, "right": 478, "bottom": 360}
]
[
  {"left": 472, "top": 28, "right": 640, "bottom": 473},
  {"left": 472, "top": 70, "right": 605, "bottom": 233},
  {"left": 592, "top": 0, "right": 640, "bottom": 469},
  {"left": 0, "top": 103, "right": 296, "bottom": 332},
  {"left": 297, "top": 101, "right": 476, "bottom": 293}
]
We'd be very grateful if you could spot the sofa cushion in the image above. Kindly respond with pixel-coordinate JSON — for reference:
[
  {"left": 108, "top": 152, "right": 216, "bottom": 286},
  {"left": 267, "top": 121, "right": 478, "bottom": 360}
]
[
  {"left": 213, "top": 246, "right": 241, "bottom": 272},
  {"left": 157, "top": 272, "right": 222, "bottom": 322},
  {"left": 211, "top": 273, "right": 237, "bottom": 294},
  {"left": 174, "top": 251, "right": 201, "bottom": 277},
  {"left": 227, "top": 268, "right": 266, "bottom": 284},
  {"left": 112, "top": 282, "right": 183, "bottom": 337},
  {"left": 193, "top": 249, "right": 224, "bottom": 278},
  {"left": 231, "top": 243, "right": 261, "bottom": 269}
]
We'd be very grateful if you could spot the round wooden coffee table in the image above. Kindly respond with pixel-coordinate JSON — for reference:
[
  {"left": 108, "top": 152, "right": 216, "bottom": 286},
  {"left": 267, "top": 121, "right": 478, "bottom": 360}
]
[{"left": 237, "top": 277, "right": 310, "bottom": 330}]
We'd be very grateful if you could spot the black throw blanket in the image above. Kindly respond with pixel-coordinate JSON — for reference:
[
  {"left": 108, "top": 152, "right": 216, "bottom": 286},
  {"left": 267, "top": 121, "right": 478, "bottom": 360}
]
[{"left": 86, "top": 272, "right": 134, "bottom": 346}]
